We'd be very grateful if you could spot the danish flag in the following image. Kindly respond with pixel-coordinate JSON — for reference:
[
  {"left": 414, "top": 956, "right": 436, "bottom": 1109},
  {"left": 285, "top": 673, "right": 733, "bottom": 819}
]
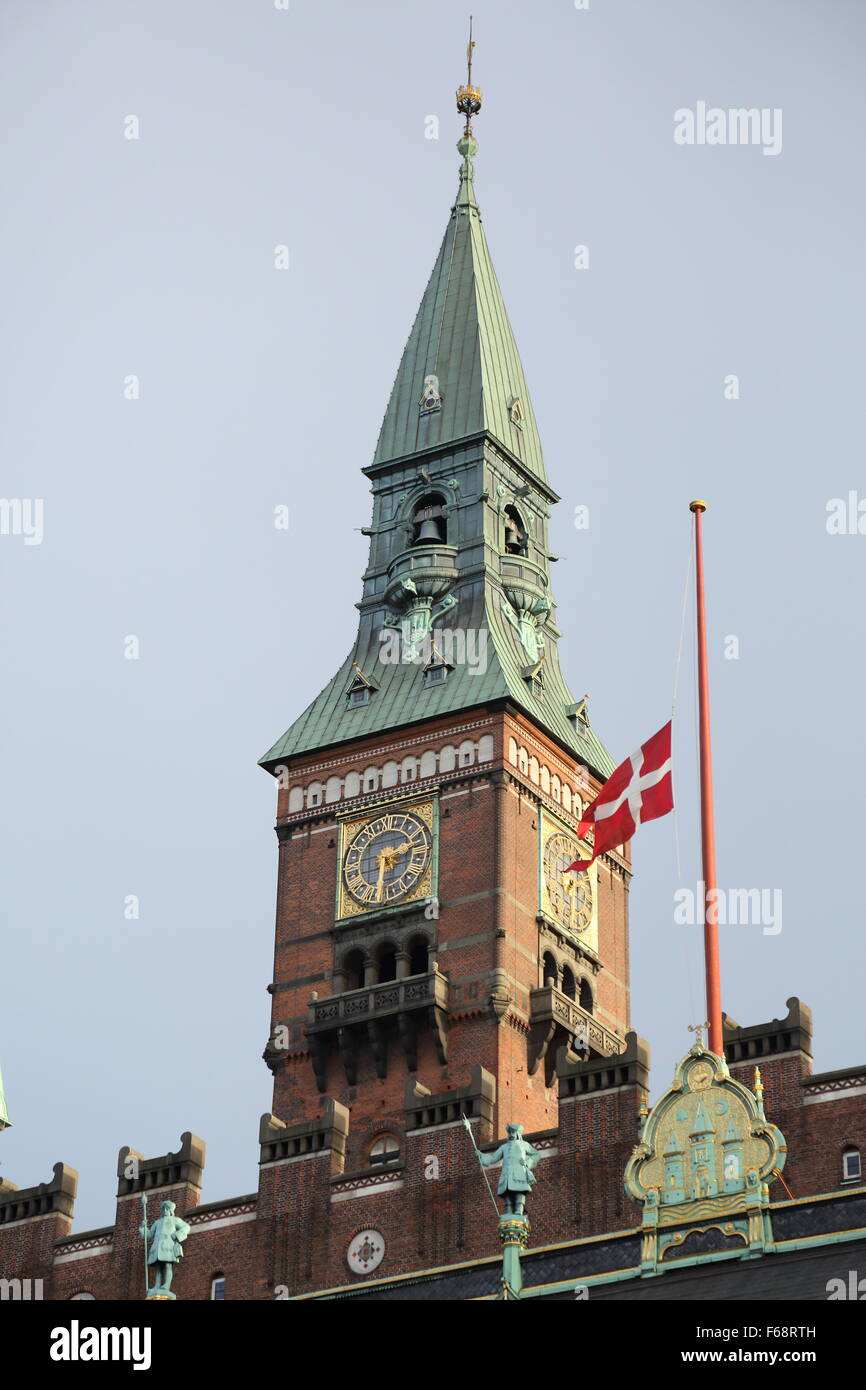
[{"left": 567, "top": 721, "right": 673, "bottom": 873}]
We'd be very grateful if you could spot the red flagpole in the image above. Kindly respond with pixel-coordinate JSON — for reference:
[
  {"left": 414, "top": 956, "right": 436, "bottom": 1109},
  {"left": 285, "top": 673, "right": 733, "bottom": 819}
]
[{"left": 690, "top": 500, "right": 723, "bottom": 1055}]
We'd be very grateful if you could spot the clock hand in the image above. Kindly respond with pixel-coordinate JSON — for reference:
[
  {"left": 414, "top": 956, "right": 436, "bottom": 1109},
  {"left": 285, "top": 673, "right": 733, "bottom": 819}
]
[{"left": 375, "top": 849, "right": 388, "bottom": 901}]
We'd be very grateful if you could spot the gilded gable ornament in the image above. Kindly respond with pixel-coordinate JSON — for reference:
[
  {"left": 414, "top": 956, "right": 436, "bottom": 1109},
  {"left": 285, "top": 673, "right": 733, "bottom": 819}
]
[{"left": 624, "top": 1045, "right": 787, "bottom": 1274}]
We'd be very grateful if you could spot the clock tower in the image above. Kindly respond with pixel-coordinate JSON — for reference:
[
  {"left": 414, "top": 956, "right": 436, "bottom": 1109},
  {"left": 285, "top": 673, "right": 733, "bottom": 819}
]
[{"left": 259, "top": 86, "right": 632, "bottom": 1160}]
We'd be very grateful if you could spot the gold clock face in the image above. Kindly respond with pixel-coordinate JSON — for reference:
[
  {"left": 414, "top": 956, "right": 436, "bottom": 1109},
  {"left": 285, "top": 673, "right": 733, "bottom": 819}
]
[
  {"left": 341, "top": 809, "right": 432, "bottom": 910},
  {"left": 543, "top": 831, "right": 593, "bottom": 934}
]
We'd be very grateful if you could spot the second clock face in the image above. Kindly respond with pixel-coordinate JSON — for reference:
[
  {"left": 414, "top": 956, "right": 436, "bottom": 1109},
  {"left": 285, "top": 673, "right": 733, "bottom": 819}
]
[
  {"left": 342, "top": 810, "right": 432, "bottom": 909},
  {"left": 543, "top": 831, "right": 593, "bottom": 935}
]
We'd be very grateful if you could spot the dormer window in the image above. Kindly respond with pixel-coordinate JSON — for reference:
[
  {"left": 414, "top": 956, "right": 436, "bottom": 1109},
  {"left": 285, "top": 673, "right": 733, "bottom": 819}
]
[
  {"left": 412, "top": 493, "right": 447, "bottom": 546},
  {"left": 504, "top": 504, "right": 528, "bottom": 556},
  {"left": 424, "top": 642, "right": 453, "bottom": 688},
  {"left": 346, "top": 664, "right": 376, "bottom": 708},
  {"left": 419, "top": 374, "right": 443, "bottom": 413},
  {"left": 567, "top": 697, "right": 591, "bottom": 731},
  {"left": 523, "top": 659, "right": 545, "bottom": 699},
  {"left": 508, "top": 396, "right": 525, "bottom": 428}
]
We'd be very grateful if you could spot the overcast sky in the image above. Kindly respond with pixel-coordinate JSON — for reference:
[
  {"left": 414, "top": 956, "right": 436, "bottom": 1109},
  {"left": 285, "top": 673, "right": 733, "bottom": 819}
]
[{"left": 2, "top": 0, "right": 864, "bottom": 1233}]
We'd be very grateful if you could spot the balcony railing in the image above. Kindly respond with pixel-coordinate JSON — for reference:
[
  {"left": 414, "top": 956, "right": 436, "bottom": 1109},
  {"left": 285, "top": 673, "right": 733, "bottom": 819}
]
[
  {"left": 528, "top": 985, "right": 623, "bottom": 1085},
  {"left": 306, "top": 968, "right": 449, "bottom": 1090},
  {"left": 308, "top": 969, "right": 448, "bottom": 1031}
]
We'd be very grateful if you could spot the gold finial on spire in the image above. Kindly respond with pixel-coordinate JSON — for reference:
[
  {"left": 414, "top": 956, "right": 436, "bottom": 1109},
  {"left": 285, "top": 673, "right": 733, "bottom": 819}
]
[
  {"left": 754, "top": 1066, "right": 763, "bottom": 1094},
  {"left": 688, "top": 1021, "right": 710, "bottom": 1048},
  {"left": 456, "top": 16, "right": 482, "bottom": 138}
]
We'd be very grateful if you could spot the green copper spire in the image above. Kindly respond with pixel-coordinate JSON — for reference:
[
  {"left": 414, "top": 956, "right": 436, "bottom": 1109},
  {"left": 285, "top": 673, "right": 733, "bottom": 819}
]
[
  {"left": 261, "top": 50, "right": 614, "bottom": 781},
  {"left": 372, "top": 119, "right": 547, "bottom": 481}
]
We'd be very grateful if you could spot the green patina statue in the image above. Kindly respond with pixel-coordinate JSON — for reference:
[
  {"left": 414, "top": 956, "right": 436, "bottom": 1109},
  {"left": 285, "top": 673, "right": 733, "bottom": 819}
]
[
  {"left": 477, "top": 1122, "right": 540, "bottom": 1217},
  {"left": 139, "top": 1198, "right": 190, "bottom": 1295}
]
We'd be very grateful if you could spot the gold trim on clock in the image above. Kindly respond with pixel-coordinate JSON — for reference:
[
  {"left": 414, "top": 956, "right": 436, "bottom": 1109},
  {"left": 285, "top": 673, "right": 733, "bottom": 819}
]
[
  {"left": 539, "top": 811, "right": 597, "bottom": 950},
  {"left": 338, "top": 800, "right": 434, "bottom": 919}
]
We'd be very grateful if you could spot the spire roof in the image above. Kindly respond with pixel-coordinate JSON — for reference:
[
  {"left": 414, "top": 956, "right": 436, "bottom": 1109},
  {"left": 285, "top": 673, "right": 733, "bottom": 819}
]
[
  {"left": 371, "top": 135, "right": 547, "bottom": 482},
  {"left": 260, "top": 63, "right": 615, "bottom": 782}
]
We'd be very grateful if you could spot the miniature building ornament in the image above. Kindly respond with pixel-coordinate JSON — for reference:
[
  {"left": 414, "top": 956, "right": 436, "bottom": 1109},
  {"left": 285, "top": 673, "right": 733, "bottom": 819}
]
[{"left": 624, "top": 1044, "right": 787, "bottom": 1273}]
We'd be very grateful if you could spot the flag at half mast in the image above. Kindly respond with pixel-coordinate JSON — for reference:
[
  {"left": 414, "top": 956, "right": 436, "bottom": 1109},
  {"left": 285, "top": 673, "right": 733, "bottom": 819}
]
[{"left": 567, "top": 722, "right": 673, "bottom": 873}]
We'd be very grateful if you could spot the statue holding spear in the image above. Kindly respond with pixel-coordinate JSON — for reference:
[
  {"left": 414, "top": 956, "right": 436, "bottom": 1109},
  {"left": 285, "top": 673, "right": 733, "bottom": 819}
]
[{"left": 461, "top": 1116, "right": 540, "bottom": 1217}]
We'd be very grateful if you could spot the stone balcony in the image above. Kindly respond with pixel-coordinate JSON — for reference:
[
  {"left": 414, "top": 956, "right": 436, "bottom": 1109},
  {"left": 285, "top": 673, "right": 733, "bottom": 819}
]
[
  {"left": 306, "top": 967, "right": 449, "bottom": 1091},
  {"left": 528, "top": 986, "right": 624, "bottom": 1086}
]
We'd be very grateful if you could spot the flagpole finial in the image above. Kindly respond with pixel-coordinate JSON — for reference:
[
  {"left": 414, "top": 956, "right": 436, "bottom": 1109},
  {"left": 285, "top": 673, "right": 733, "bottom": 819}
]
[
  {"left": 689, "top": 499, "right": 707, "bottom": 513},
  {"left": 456, "top": 16, "right": 482, "bottom": 142}
]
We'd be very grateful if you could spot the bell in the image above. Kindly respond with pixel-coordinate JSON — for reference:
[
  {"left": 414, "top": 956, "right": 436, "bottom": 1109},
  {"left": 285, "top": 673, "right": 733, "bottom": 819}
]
[
  {"left": 505, "top": 523, "right": 523, "bottom": 553},
  {"left": 415, "top": 516, "right": 442, "bottom": 544}
]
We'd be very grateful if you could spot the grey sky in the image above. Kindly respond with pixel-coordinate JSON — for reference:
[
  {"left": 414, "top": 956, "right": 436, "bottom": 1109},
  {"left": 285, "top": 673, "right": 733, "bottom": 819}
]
[{"left": 2, "top": 0, "right": 864, "bottom": 1232}]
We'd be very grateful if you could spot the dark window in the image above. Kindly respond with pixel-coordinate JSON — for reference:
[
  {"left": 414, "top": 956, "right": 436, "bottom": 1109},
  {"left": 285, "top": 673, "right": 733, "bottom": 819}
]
[
  {"left": 343, "top": 949, "right": 365, "bottom": 992},
  {"left": 377, "top": 945, "right": 397, "bottom": 983},
  {"left": 561, "top": 966, "right": 576, "bottom": 1000},
  {"left": 843, "top": 1148, "right": 861, "bottom": 1182},
  {"left": 408, "top": 935, "right": 429, "bottom": 975},
  {"left": 347, "top": 686, "right": 369, "bottom": 707},
  {"left": 579, "top": 978, "right": 593, "bottom": 1014},
  {"left": 211, "top": 1275, "right": 226, "bottom": 1301},
  {"left": 542, "top": 952, "right": 557, "bottom": 988}
]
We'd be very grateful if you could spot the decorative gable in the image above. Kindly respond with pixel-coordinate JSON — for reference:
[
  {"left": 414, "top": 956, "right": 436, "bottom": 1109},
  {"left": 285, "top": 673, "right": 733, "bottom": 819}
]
[{"left": 624, "top": 1045, "right": 787, "bottom": 1274}]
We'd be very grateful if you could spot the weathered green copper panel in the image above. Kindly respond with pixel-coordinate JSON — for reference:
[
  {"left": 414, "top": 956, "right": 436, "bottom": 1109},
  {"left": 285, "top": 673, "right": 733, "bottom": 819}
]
[
  {"left": 261, "top": 139, "right": 615, "bottom": 781},
  {"left": 372, "top": 154, "right": 546, "bottom": 481}
]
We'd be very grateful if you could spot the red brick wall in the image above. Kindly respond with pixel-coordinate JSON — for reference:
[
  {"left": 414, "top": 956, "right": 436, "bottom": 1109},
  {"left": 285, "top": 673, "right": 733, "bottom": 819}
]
[{"left": 267, "top": 707, "right": 631, "bottom": 1142}]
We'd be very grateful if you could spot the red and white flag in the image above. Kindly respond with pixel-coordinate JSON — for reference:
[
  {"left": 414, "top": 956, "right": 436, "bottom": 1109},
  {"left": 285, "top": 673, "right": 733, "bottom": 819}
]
[{"left": 567, "top": 721, "right": 673, "bottom": 873}]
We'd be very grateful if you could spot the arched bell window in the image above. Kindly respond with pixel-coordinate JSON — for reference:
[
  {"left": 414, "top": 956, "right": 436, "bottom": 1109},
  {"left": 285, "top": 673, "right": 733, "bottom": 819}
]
[
  {"left": 541, "top": 951, "right": 558, "bottom": 989},
  {"left": 561, "top": 965, "right": 576, "bottom": 1001},
  {"left": 407, "top": 934, "right": 429, "bottom": 976},
  {"left": 579, "top": 978, "right": 594, "bottom": 1014},
  {"left": 376, "top": 943, "right": 398, "bottom": 983},
  {"left": 342, "top": 949, "right": 365, "bottom": 992},
  {"left": 504, "top": 505, "right": 528, "bottom": 556},
  {"left": 412, "top": 493, "right": 447, "bottom": 546}
]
